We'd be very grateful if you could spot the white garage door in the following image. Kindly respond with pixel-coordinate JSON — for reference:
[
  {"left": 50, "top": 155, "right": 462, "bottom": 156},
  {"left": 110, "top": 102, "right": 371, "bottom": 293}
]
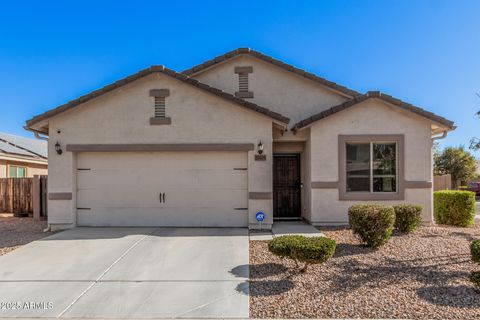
[{"left": 76, "top": 152, "right": 248, "bottom": 227}]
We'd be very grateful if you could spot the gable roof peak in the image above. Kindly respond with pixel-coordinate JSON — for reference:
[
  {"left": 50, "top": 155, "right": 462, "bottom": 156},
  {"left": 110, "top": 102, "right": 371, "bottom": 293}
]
[
  {"left": 292, "top": 91, "right": 455, "bottom": 131},
  {"left": 25, "top": 64, "right": 290, "bottom": 129},
  {"left": 182, "top": 47, "right": 360, "bottom": 98}
]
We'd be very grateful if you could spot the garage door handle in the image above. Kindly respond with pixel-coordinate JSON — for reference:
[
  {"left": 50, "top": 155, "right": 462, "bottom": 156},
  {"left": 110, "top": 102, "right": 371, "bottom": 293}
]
[
  {"left": 159, "top": 193, "right": 162, "bottom": 203},
  {"left": 162, "top": 193, "right": 166, "bottom": 203}
]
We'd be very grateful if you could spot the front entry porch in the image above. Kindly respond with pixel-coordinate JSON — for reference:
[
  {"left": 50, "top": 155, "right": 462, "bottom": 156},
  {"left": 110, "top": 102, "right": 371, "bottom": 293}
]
[{"left": 249, "top": 220, "right": 323, "bottom": 240}]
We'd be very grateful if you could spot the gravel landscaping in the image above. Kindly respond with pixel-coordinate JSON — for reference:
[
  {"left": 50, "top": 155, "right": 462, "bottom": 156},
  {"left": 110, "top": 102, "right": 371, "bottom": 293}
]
[
  {"left": 250, "top": 224, "right": 480, "bottom": 319},
  {"left": 0, "top": 213, "right": 55, "bottom": 256}
]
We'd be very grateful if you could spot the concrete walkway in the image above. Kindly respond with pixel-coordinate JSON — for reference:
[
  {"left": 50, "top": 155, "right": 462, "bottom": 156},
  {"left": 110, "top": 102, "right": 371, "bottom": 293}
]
[
  {"left": 250, "top": 221, "right": 323, "bottom": 240},
  {"left": 0, "top": 227, "right": 249, "bottom": 318}
]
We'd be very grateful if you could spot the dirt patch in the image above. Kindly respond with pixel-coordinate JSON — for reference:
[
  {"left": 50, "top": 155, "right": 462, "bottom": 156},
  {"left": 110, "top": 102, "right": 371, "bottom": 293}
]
[
  {"left": 0, "top": 213, "right": 56, "bottom": 256},
  {"left": 250, "top": 225, "right": 480, "bottom": 319}
]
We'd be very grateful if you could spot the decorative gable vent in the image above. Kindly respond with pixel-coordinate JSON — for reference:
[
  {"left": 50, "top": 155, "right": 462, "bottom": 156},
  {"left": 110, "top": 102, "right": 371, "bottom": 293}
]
[
  {"left": 149, "top": 89, "right": 171, "bottom": 125},
  {"left": 238, "top": 73, "right": 249, "bottom": 92},
  {"left": 154, "top": 96, "right": 166, "bottom": 118},
  {"left": 234, "top": 66, "right": 254, "bottom": 99}
]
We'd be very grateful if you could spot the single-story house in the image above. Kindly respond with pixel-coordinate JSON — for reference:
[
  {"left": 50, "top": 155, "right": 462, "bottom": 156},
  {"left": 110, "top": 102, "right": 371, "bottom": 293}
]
[
  {"left": 25, "top": 48, "right": 454, "bottom": 230},
  {"left": 0, "top": 132, "right": 47, "bottom": 178}
]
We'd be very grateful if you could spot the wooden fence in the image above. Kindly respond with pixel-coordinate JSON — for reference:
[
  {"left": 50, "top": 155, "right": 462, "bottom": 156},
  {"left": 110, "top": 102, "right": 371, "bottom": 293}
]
[
  {"left": 434, "top": 174, "right": 452, "bottom": 191},
  {"left": 0, "top": 176, "right": 48, "bottom": 219}
]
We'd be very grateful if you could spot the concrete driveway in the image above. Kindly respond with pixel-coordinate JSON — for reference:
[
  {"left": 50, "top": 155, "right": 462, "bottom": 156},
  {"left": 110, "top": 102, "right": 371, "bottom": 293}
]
[{"left": 0, "top": 227, "right": 249, "bottom": 318}]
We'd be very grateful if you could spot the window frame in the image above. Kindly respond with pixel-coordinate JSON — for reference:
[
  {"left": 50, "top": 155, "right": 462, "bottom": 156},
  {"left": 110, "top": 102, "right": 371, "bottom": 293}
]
[
  {"left": 339, "top": 135, "right": 405, "bottom": 200},
  {"left": 8, "top": 165, "right": 27, "bottom": 178}
]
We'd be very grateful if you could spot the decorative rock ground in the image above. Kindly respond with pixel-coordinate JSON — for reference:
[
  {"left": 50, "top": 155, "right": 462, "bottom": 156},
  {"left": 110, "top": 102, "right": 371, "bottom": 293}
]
[{"left": 250, "top": 225, "right": 480, "bottom": 319}]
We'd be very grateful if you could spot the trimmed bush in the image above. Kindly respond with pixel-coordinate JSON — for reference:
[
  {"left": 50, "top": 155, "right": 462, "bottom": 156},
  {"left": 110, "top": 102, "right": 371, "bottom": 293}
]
[
  {"left": 268, "top": 235, "right": 336, "bottom": 272},
  {"left": 290, "top": 237, "right": 336, "bottom": 264},
  {"left": 393, "top": 204, "right": 422, "bottom": 232},
  {"left": 470, "top": 271, "right": 480, "bottom": 290},
  {"left": 471, "top": 240, "right": 480, "bottom": 263},
  {"left": 471, "top": 240, "right": 480, "bottom": 291},
  {"left": 348, "top": 203, "right": 395, "bottom": 248},
  {"left": 268, "top": 235, "right": 305, "bottom": 258},
  {"left": 434, "top": 190, "right": 476, "bottom": 227}
]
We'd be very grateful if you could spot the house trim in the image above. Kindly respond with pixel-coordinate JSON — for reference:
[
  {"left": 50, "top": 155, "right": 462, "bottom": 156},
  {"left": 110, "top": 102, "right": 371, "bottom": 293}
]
[
  {"left": 311, "top": 181, "right": 339, "bottom": 189},
  {"left": 66, "top": 143, "right": 255, "bottom": 152},
  {"left": 234, "top": 66, "right": 253, "bottom": 74},
  {"left": 150, "top": 117, "right": 172, "bottom": 125},
  {"left": 149, "top": 89, "right": 170, "bottom": 97},
  {"left": 49, "top": 192, "right": 73, "bottom": 200},
  {"left": 248, "top": 192, "right": 272, "bottom": 199},
  {"left": 404, "top": 181, "right": 433, "bottom": 188}
]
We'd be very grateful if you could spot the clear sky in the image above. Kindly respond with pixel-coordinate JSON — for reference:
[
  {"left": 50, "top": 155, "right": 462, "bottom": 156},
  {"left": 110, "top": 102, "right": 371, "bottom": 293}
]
[{"left": 0, "top": 0, "right": 478, "bottom": 157}]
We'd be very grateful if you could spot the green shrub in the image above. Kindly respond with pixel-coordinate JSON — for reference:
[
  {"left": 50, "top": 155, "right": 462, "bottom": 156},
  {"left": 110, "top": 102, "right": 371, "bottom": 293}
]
[
  {"left": 268, "top": 235, "right": 336, "bottom": 272},
  {"left": 348, "top": 203, "right": 395, "bottom": 248},
  {"left": 470, "top": 271, "right": 480, "bottom": 290},
  {"left": 471, "top": 240, "right": 480, "bottom": 263},
  {"left": 268, "top": 235, "right": 305, "bottom": 258},
  {"left": 393, "top": 204, "right": 422, "bottom": 232},
  {"left": 290, "top": 237, "right": 336, "bottom": 264},
  {"left": 434, "top": 190, "right": 475, "bottom": 227}
]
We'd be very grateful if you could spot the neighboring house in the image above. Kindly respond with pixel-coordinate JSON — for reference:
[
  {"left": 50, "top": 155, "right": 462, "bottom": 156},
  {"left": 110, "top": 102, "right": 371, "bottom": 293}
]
[
  {"left": 0, "top": 132, "right": 47, "bottom": 178},
  {"left": 25, "top": 48, "right": 454, "bottom": 230}
]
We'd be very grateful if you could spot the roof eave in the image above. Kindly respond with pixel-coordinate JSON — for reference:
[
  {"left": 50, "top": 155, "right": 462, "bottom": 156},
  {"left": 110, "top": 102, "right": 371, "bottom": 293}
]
[
  {"left": 182, "top": 48, "right": 360, "bottom": 98},
  {"left": 292, "top": 92, "right": 455, "bottom": 132},
  {"left": 25, "top": 65, "right": 290, "bottom": 129}
]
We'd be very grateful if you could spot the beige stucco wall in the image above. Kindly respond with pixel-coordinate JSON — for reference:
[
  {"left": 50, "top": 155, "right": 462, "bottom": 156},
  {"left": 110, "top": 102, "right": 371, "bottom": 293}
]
[
  {"left": 308, "top": 98, "right": 434, "bottom": 224},
  {"left": 193, "top": 55, "right": 350, "bottom": 125},
  {"left": 26, "top": 164, "right": 48, "bottom": 177},
  {"left": 46, "top": 73, "right": 275, "bottom": 229},
  {"left": 0, "top": 161, "right": 5, "bottom": 178}
]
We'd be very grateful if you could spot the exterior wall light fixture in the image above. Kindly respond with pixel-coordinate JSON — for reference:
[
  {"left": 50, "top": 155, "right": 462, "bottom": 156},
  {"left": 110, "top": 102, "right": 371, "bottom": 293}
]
[
  {"left": 257, "top": 141, "right": 264, "bottom": 155},
  {"left": 55, "top": 142, "right": 63, "bottom": 155}
]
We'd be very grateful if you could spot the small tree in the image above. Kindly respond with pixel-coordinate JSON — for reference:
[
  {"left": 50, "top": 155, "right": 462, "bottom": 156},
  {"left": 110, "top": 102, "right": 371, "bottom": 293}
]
[
  {"left": 470, "top": 111, "right": 480, "bottom": 151},
  {"left": 469, "top": 93, "right": 480, "bottom": 151},
  {"left": 434, "top": 146, "right": 477, "bottom": 188}
]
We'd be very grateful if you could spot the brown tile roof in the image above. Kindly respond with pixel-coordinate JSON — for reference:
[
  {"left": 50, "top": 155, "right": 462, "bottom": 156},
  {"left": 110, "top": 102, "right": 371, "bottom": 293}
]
[
  {"left": 182, "top": 48, "right": 360, "bottom": 97},
  {"left": 25, "top": 65, "right": 290, "bottom": 128},
  {"left": 292, "top": 91, "right": 455, "bottom": 131}
]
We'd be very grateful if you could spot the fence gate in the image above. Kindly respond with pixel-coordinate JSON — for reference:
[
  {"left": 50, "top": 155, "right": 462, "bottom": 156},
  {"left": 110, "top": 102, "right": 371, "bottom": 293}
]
[
  {"left": 33, "top": 175, "right": 48, "bottom": 220},
  {"left": 0, "top": 178, "right": 34, "bottom": 214},
  {"left": 0, "top": 176, "right": 48, "bottom": 219}
]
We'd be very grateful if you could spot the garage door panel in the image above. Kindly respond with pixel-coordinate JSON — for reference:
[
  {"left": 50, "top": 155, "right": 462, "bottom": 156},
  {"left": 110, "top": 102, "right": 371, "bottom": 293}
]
[
  {"left": 77, "top": 207, "right": 248, "bottom": 227},
  {"left": 77, "top": 188, "right": 247, "bottom": 208},
  {"left": 76, "top": 151, "right": 248, "bottom": 227},
  {"left": 77, "top": 170, "right": 247, "bottom": 190},
  {"left": 77, "top": 152, "right": 247, "bottom": 170}
]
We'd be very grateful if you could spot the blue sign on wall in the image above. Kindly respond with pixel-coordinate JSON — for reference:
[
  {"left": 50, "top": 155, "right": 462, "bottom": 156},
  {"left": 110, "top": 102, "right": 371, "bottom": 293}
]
[{"left": 255, "top": 211, "right": 265, "bottom": 222}]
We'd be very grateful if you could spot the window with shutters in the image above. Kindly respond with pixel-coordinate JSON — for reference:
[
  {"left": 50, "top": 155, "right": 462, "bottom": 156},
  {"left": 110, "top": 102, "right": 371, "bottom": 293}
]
[
  {"left": 149, "top": 89, "right": 171, "bottom": 125},
  {"left": 234, "top": 66, "right": 254, "bottom": 99}
]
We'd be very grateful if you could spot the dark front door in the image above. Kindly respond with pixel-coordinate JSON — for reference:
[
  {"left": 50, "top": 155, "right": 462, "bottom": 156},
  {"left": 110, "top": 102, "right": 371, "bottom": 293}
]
[{"left": 273, "top": 154, "right": 301, "bottom": 218}]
